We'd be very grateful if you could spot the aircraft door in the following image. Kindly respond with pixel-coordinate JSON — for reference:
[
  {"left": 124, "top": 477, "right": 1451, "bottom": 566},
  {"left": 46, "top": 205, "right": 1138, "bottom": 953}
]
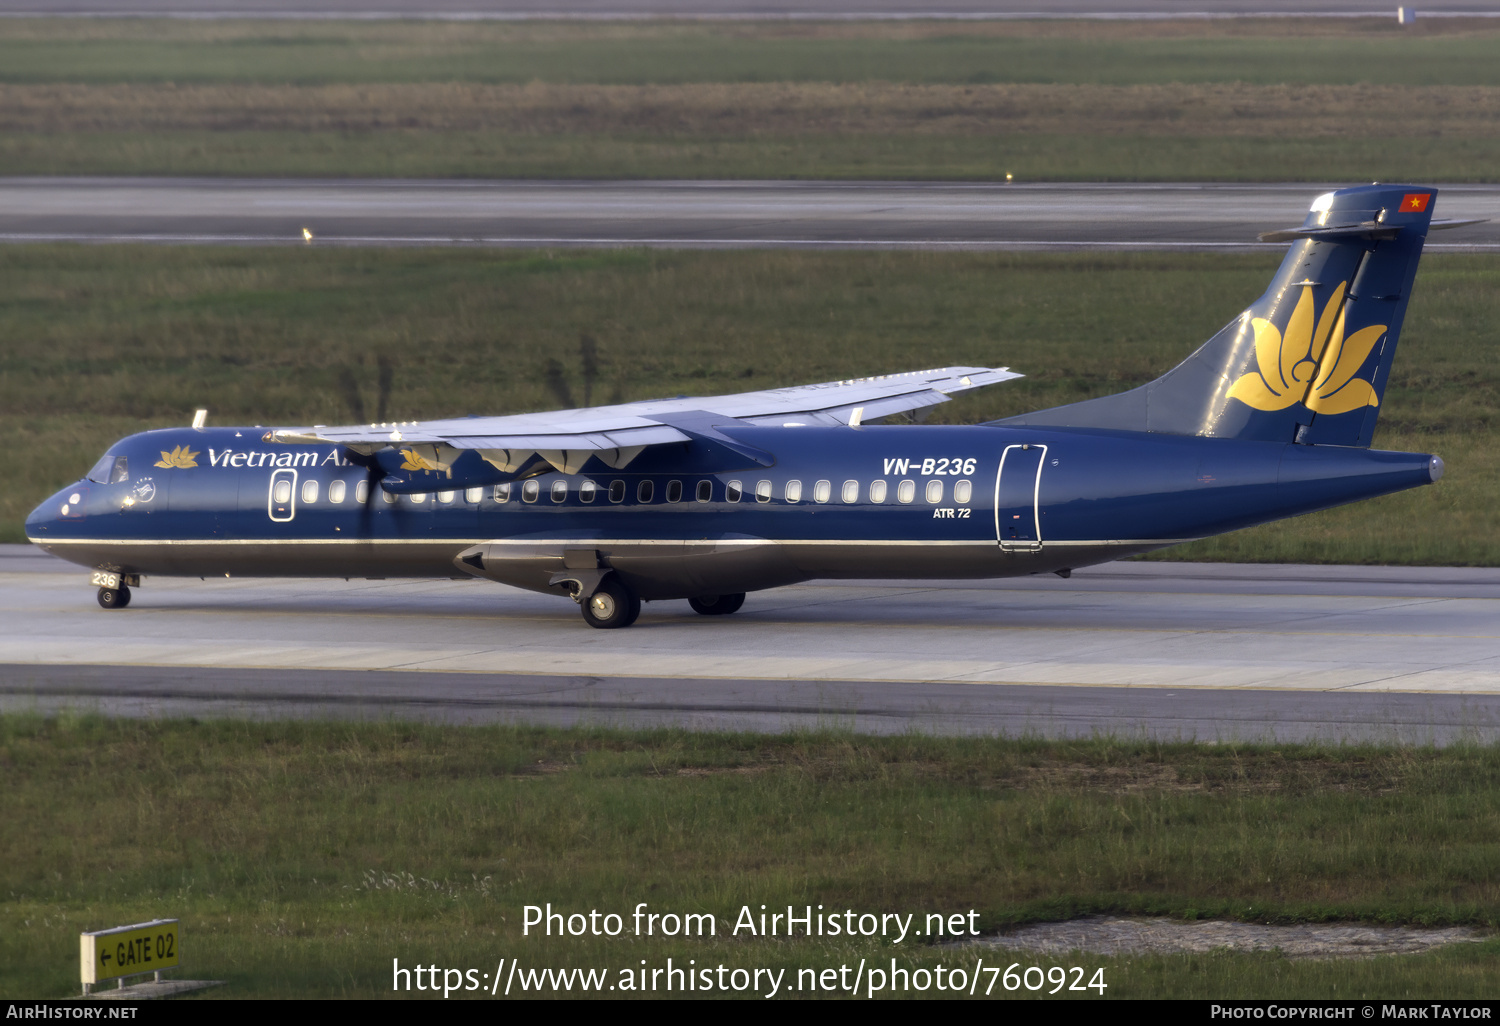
[
  {"left": 995, "top": 444, "right": 1046, "bottom": 550},
  {"left": 268, "top": 468, "right": 297, "bottom": 522}
]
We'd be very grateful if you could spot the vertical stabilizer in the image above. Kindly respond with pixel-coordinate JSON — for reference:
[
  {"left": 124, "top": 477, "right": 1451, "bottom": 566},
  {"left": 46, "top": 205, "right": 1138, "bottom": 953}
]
[{"left": 998, "top": 185, "right": 1436, "bottom": 447}]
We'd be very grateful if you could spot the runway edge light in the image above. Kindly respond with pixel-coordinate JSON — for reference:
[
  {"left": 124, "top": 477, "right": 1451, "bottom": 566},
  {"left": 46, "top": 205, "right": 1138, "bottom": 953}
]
[{"left": 79, "top": 918, "right": 223, "bottom": 998}]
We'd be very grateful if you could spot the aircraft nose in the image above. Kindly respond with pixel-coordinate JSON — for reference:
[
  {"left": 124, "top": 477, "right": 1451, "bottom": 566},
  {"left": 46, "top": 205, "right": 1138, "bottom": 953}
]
[{"left": 26, "top": 484, "right": 83, "bottom": 535}]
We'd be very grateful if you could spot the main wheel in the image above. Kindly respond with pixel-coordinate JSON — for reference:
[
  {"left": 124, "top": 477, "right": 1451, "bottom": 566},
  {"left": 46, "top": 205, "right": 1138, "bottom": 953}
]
[
  {"left": 97, "top": 585, "right": 131, "bottom": 609},
  {"left": 581, "top": 578, "right": 641, "bottom": 629},
  {"left": 688, "top": 593, "right": 745, "bottom": 616}
]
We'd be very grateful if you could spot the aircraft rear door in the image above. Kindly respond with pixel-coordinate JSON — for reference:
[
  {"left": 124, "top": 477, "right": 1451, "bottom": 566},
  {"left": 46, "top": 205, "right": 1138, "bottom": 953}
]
[{"left": 995, "top": 443, "right": 1046, "bottom": 550}]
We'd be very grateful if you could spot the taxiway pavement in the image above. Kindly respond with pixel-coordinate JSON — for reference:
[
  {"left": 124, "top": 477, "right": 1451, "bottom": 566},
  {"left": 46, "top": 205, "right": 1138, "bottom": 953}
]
[
  {"left": 3, "top": 179, "right": 1497, "bottom": 251},
  {"left": 4, "top": 546, "right": 1499, "bottom": 742}
]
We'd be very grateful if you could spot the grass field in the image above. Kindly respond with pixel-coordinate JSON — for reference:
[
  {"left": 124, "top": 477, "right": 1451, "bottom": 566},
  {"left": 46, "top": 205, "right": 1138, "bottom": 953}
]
[
  {"left": 3, "top": 19, "right": 1499, "bottom": 180},
  {"left": 3, "top": 716, "right": 1498, "bottom": 999},
  {"left": 4, "top": 246, "right": 1496, "bottom": 562}
]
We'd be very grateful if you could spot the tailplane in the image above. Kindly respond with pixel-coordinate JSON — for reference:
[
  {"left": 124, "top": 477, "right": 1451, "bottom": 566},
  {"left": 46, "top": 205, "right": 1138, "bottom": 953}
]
[{"left": 998, "top": 184, "right": 1442, "bottom": 447}]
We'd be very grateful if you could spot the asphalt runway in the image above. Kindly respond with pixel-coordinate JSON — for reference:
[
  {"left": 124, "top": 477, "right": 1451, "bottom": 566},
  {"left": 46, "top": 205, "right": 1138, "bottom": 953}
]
[
  {"left": 3, "top": 1, "right": 1498, "bottom": 18},
  {"left": 2, "top": 179, "right": 1497, "bottom": 251},
  {"left": 5, "top": 545, "right": 1500, "bottom": 742}
]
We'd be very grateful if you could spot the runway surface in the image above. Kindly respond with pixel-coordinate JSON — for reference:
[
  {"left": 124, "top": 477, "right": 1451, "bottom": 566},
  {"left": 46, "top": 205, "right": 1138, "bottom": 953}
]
[
  {"left": 5, "top": 545, "right": 1500, "bottom": 742},
  {"left": 3, "top": 1, "right": 1498, "bottom": 18},
  {"left": 3, "top": 179, "right": 1497, "bottom": 251}
]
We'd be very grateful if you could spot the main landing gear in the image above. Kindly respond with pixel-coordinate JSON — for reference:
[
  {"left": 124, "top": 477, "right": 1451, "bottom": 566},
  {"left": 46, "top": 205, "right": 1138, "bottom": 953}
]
[
  {"left": 581, "top": 577, "right": 642, "bottom": 630},
  {"left": 575, "top": 582, "right": 747, "bottom": 629},
  {"left": 97, "top": 585, "right": 131, "bottom": 609},
  {"left": 688, "top": 593, "right": 745, "bottom": 616}
]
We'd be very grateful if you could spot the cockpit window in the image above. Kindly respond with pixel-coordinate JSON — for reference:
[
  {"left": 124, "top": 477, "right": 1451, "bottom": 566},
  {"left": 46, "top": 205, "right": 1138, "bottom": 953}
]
[
  {"left": 86, "top": 454, "right": 129, "bottom": 484},
  {"left": 86, "top": 454, "right": 115, "bottom": 483}
]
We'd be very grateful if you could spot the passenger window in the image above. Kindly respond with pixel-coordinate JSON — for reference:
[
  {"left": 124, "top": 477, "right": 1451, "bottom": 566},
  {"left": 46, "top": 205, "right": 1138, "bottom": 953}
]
[
  {"left": 329, "top": 479, "right": 347, "bottom": 504},
  {"left": 755, "top": 480, "right": 772, "bottom": 503},
  {"left": 925, "top": 480, "right": 944, "bottom": 504},
  {"left": 785, "top": 480, "right": 802, "bottom": 503},
  {"left": 437, "top": 490, "right": 455, "bottom": 504},
  {"left": 638, "top": 480, "right": 655, "bottom": 503},
  {"left": 666, "top": 480, "right": 683, "bottom": 503},
  {"left": 841, "top": 480, "right": 858, "bottom": 503},
  {"left": 464, "top": 486, "right": 482, "bottom": 503},
  {"left": 897, "top": 480, "right": 915, "bottom": 504},
  {"left": 356, "top": 480, "right": 370, "bottom": 504},
  {"left": 580, "top": 480, "right": 597, "bottom": 503},
  {"left": 382, "top": 488, "right": 396, "bottom": 504},
  {"left": 86, "top": 454, "right": 115, "bottom": 484},
  {"left": 110, "top": 456, "right": 129, "bottom": 484},
  {"left": 551, "top": 479, "right": 567, "bottom": 503},
  {"left": 410, "top": 492, "right": 426, "bottom": 504},
  {"left": 726, "top": 480, "right": 742, "bottom": 502},
  {"left": 522, "top": 479, "right": 540, "bottom": 503},
  {"left": 954, "top": 479, "right": 973, "bottom": 504},
  {"left": 273, "top": 480, "right": 292, "bottom": 504},
  {"left": 814, "top": 480, "right": 831, "bottom": 503},
  {"left": 609, "top": 480, "right": 626, "bottom": 503},
  {"left": 301, "top": 480, "right": 319, "bottom": 504},
  {"left": 696, "top": 480, "right": 712, "bottom": 502},
  {"left": 870, "top": 480, "right": 888, "bottom": 504},
  {"left": 494, "top": 482, "right": 511, "bottom": 503}
]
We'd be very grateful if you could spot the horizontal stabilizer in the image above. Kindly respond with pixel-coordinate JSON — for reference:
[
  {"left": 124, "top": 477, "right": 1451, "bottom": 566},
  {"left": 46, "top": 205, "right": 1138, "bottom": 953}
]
[{"left": 1258, "top": 222, "right": 1402, "bottom": 244}]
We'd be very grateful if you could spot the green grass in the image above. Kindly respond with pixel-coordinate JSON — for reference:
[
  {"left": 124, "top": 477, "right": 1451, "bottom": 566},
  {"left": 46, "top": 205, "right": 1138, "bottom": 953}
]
[
  {"left": 4, "top": 246, "right": 1496, "bottom": 562},
  {"left": 3, "top": 715, "right": 1499, "bottom": 998},
  {"left": 8, "top": 130, "right": 1500, "bottom": 183},
  {"left": 3, "top": 19, "right": 1500, "bottom": 86},
  {"left": 3, "top": 20, "right": 1500, "bottom": 180}
]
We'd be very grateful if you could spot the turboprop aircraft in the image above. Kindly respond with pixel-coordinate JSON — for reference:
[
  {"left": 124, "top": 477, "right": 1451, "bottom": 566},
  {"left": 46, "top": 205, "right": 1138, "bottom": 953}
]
[{"left": 28, "top": 184, "right": 1463, "bottom": 628}]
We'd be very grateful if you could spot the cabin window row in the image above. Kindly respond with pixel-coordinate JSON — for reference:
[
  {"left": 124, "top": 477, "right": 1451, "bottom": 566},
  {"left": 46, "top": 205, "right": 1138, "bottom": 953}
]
[
  {"left": 294, "top": 477, "right": 973, "bottom": 507},
  {"left": 727, "top": 478, "right": 973, "bottom": 506}
]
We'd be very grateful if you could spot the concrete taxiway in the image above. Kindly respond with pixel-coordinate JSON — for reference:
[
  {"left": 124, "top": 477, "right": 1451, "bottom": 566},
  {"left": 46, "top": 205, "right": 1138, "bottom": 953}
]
[
  {"left": 2, "top": 179, "right": 1496, "bottom": 251},
  {"left": 4, "top": 546, "right": 1499, "bottom": 742}
]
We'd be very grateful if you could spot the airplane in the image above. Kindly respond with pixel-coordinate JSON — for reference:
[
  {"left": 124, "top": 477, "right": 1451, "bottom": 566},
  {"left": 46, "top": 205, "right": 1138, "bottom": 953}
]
[{"left": 27, "top": 184, "right": 1465, "bottom": 628}]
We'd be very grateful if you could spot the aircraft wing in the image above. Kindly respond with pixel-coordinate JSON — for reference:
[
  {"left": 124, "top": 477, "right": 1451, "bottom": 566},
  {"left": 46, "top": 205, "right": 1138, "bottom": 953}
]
[
  {"left": 270, "top": 366, "right": 1020, "bottom": 483},
  {"left": 269, "top": 365, "right": 1020, "bottom": 477}
]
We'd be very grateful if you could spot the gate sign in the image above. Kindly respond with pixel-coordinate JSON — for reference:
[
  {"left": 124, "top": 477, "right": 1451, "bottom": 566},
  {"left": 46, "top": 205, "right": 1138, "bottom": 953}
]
[{"left": 81, "top": 919, "right": 179, "bottom": 985}]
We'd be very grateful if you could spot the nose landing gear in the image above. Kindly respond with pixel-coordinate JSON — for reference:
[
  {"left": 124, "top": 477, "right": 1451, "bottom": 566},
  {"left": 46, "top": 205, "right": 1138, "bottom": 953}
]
[
  {"left": 97, "top": 585, "right": 131, "bottom": 609},
  {"left": 90, "top": 570, "right": 140, "bottom": 610}
]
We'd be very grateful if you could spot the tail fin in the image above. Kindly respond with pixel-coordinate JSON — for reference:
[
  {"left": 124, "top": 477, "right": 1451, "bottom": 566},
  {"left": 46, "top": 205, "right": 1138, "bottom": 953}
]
[{"left": 998, "top": 184, "right": 1437, "bottom": 447}]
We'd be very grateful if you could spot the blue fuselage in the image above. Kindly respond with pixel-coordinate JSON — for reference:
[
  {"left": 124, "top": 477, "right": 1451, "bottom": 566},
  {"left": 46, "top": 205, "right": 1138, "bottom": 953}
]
[{"left": 28, "top": 423, "right": 1439, "bottom": 600}]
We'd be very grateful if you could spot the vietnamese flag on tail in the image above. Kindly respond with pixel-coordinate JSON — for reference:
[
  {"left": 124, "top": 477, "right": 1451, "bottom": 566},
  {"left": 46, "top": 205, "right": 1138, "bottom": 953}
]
[{"left": 1401, "top": 193, "right": 1431, "bottom": 213}]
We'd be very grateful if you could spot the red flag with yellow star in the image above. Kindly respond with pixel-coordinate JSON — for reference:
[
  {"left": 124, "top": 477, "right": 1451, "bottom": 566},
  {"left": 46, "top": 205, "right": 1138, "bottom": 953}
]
[{"left": 1401, "top": 193, "right": 1431, "bottom": 213}]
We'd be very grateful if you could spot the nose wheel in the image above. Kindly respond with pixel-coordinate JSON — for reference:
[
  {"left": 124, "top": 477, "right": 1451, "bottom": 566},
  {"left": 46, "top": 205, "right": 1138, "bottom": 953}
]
[
  {"left": 97, "top": 585, "right": 131, "bottom": 609},
  {"left": 581, "top": 578, "right": 641, "bottom": 629}
]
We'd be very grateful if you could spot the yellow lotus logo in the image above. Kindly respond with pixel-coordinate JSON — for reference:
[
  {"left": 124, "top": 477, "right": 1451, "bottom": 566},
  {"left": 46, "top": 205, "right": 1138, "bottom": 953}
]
[
  {"left": 1226, "top": 282, "right": 1387, "bottom": 416},
  {"left": 399, "top": 448, "right": 437, "bottom": 472},
  {"left": 154, "top": 445, "right": 199, "bottom": 469}
]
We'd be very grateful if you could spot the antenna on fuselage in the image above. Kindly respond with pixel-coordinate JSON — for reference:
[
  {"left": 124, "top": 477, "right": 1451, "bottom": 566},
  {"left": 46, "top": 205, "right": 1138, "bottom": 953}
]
[{"left": 192, "top": 409, "right": 208, "bottom": 429}]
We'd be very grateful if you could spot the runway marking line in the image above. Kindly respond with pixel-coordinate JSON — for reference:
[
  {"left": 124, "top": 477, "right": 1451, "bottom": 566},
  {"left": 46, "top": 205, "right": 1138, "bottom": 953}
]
[
  {"left": 17, "top": 594, "right": 1500, "bottom": 642},
  {"left": 7, "top": 660, "right": 1500, "bottom": 697}
]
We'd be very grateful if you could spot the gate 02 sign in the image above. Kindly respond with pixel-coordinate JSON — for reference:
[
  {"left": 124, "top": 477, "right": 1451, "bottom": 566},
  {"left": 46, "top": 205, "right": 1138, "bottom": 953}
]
[{"left": 81, "top": 918, "right": 179, "bottom": 991}]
